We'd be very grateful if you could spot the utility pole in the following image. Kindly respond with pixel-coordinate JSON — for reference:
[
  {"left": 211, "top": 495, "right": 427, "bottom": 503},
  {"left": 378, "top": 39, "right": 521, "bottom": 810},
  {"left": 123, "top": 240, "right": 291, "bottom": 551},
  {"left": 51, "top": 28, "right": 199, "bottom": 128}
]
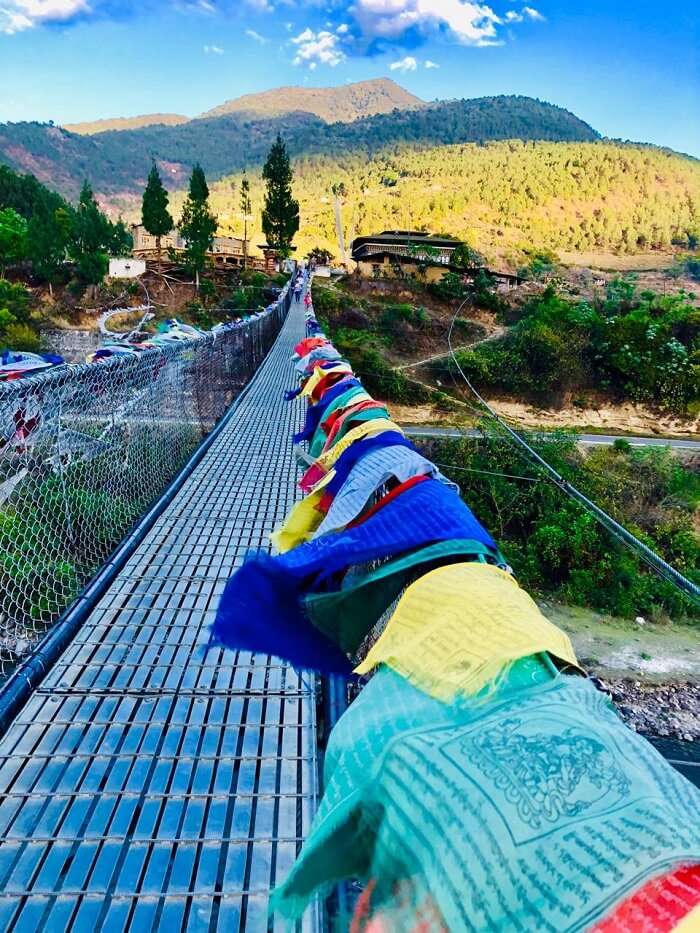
[
  {"left": 240, "top": 173, "right": 252, "bottom": 271},
  {"left": 331, "top": 182, "right": 347, "bottom": 264}
]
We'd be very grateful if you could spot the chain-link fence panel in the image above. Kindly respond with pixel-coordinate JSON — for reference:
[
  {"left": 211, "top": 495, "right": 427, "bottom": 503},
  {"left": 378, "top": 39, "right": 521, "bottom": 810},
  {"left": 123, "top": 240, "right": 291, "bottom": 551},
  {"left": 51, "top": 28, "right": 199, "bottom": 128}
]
[{"left": 0, "top": 281, "right": 294, "bottom": 681}]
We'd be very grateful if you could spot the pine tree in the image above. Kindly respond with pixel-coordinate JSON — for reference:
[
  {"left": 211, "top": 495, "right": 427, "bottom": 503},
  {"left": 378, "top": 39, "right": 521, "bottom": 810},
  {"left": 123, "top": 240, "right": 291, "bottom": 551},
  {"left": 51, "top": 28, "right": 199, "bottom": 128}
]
[
  {"left": 179, "top": 164, "right": 217, "bottom": 291},
  {"left": 141, "top": 162, "right": 172, "bottom": 271},
  {"left": 240, "top": 172, "right": 252, "bottom": 270},
  {"left": 0, "top": 207, "right": 28, "bottom": 276},
  {"left": 69, "top": 181, "right": 110, "bottom": 293},
  {"left": 261, "top": 135, "right": 299, "bottom": 259},
  {"left": 108, "top": 219, "right": 133, "bottom": 256},
  {"left": 27, "top": 206, "right": 72, "bottom": 296}
]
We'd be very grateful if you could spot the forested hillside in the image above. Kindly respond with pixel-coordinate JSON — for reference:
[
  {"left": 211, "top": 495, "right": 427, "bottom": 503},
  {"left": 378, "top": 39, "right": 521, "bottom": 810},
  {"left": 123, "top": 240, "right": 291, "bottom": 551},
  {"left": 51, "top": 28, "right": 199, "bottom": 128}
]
[
  {"left": 0, "top": 96, "right": 599, "bottom": 200},
  {"left": 195, "top": 140, "right": 700, "bottom": 259},
  {"left": 0, "top": 164, "right": 67, "bottom": 219}
]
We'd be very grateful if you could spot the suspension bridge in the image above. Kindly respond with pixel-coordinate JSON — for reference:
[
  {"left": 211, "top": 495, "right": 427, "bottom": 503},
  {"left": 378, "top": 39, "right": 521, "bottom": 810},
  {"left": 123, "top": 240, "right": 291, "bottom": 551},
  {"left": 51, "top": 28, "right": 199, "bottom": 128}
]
[
  {"left": 0, "top": 276, "right": 698, "bottom": 931},
  {"left": 0, "top": 285, "right": 321, "bottom": 930}
]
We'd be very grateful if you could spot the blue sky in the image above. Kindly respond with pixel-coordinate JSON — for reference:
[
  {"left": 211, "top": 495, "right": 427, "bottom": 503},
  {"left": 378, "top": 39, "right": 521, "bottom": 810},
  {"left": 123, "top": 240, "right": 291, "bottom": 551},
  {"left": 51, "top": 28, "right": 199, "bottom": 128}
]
[{"left": 1, "top": 0, "right": 698, "bottom": 155}]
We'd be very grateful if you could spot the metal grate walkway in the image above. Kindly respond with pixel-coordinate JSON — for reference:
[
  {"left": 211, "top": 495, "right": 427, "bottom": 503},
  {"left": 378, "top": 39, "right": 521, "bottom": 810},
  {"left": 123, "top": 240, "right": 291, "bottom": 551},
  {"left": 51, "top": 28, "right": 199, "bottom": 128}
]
[{"left": 0, "top": 300, "right": 320, "bottom": 931}]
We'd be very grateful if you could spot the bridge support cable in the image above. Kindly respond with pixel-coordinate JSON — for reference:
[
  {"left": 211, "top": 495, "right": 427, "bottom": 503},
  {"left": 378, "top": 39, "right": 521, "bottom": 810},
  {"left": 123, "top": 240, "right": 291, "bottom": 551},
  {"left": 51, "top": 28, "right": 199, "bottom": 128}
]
[
  {"left": 0, "top": 297, "right": 321, "bottom": 931},
  {"left": 446, "top": 299, "right": 700, "bottom": 608}
]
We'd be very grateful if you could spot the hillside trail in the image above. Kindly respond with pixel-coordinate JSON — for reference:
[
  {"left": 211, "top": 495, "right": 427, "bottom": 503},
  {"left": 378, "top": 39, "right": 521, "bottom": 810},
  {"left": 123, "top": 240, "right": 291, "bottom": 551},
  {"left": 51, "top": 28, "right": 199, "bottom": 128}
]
[{"left": 395, "top": 320, "right": 506, "bottom": 371}]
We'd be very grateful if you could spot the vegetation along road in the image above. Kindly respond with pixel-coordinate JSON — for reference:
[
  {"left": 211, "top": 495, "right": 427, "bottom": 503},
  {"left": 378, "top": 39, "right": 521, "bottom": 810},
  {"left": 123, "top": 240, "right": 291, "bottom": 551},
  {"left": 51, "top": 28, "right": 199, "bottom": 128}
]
[{"left": 404, "top": 426, "right": 700, "bottom": 451}]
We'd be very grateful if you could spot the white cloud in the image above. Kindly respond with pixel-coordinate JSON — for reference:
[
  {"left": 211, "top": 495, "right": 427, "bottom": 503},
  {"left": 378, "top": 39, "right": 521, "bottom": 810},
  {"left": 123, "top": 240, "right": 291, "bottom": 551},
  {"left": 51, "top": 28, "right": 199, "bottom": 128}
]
[
  {"left": 507, "top": 5, "right": 545, "bottom": 22},
  {"left": 353, "top": 0, "right": 501, "bottom": 45},
  {"left": 424, "top": 58, "right": 439, "bottom": 68},
  {"left": 291, "top": 26, "right": 346, "bottom": 68},
  {"left": 390, "top": 54, "right": 418, "bottom": 71},
  {"left": 204, "top": 43, "right": 224, "bottom": 53},
  {"left": 336, "top": 21, "right": 349, "bottom": 33},
  {"left": 245, "top": 27, "right": 267, "bottom": 43},
  {"left": 0, "top": 0, "right": 89, "bottom": 34}
]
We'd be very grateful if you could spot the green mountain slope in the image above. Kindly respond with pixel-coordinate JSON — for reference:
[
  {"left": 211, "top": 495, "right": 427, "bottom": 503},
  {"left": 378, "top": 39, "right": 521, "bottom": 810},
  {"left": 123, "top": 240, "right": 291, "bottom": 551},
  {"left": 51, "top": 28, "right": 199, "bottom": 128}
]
[
  {"left": 0, "top": 163, "right": 69, "bottom": 218},
  {"left": 0, "top": 95, "right": 599, "bottom": 201},
  {"left": 191, "top": 140, "right": 700, "bottom": 260}
]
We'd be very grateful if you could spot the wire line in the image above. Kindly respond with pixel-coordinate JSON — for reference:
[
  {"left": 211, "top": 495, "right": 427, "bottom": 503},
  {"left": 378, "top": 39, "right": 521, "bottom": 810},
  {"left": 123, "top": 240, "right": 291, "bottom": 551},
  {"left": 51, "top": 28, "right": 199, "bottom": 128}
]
[{"left": 446, "top": 296, "right": 700, "bottom": 606}]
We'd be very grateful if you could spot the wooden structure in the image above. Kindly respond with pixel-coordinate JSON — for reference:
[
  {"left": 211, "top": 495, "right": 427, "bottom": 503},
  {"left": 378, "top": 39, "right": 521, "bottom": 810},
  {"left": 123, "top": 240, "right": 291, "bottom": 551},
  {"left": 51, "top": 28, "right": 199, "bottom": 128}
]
[
  {"left": 351, "top": 230, "right": 522, "bottom": 289},
  {"left": 131, "top": 224, "right": 251, "bottom": 269},
  {"left": 352, "top": 230, "right": 458, "bottom": 283}
]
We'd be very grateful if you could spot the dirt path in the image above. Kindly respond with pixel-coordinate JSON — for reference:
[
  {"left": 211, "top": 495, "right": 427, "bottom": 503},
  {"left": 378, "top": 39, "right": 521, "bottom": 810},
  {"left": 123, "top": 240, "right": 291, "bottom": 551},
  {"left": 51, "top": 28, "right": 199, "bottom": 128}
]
[{"left": 396, "top": 322, "right": 506, "bottom": 370}]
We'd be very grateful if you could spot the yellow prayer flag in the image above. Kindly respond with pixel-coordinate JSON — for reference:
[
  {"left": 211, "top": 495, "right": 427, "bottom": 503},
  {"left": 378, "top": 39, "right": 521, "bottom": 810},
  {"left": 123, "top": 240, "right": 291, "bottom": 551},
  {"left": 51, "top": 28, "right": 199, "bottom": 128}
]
[
  {"left": 270, "top": 490, "right": 324, "bottom": 553},
  {"left": 300, "top": 364, "right": 351, "bottom": 399},
  {"left": 313, "top": 419, "right": 404, "bottom": 474},
  {"left": 355, "top": 563, "right": 581, "bottom": 701}
]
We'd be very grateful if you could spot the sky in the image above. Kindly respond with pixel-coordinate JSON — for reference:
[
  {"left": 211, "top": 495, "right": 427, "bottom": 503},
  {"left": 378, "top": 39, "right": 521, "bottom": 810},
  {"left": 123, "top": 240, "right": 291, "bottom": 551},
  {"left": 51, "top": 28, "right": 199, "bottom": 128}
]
[{"left": 0, "top": 0, "right": 698, "bottom": 156}]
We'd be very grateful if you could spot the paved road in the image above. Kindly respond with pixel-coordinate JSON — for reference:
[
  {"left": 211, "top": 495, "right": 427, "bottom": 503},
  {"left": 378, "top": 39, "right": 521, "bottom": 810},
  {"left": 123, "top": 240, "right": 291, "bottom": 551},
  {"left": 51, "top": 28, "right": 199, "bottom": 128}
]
[{"left": 403, "top": 425, "right": 700, "bottom": 451}]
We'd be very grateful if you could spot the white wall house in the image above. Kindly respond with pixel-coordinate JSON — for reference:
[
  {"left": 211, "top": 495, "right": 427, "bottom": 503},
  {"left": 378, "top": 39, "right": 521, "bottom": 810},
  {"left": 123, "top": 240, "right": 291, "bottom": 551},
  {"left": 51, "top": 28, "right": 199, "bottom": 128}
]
[{"left": 108, "top": 258, "right": 146, "bottom": 279}]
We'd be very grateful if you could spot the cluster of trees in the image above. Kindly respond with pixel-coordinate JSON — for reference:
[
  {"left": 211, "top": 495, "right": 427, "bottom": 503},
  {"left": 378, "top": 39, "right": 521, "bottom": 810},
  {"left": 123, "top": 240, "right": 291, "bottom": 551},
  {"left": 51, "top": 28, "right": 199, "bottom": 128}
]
[
  {"left": 432, "top": 434, "right": 699, "bottom": 620},
  {"left": 0, "top": 96, "right": 599, "bottom": 198},
  {"left": 141, "top": 134, "right": 299, "bottom": 287},
  {"left": 0, "top": 131, "right": 299, "bottom": 341},
  {"left": 453, "top": 280, "right": 700, "bottom": 412},
  {"left": 0, "top": 166, "right": 131, "bottom": 294}
]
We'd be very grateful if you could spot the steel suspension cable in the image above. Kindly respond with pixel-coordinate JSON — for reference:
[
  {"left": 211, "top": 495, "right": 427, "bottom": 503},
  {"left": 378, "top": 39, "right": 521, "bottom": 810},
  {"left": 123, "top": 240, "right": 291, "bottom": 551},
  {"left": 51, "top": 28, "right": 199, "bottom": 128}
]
[{"left": 446, "top": 295, "right": 700, "bottom": 606}]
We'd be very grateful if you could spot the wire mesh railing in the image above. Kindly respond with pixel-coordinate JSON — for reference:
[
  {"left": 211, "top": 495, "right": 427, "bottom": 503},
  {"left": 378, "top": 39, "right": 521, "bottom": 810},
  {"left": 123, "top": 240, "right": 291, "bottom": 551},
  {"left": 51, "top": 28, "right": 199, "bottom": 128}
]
[{"left": 0, "top": 280, "right": 294, "bottom": 682}]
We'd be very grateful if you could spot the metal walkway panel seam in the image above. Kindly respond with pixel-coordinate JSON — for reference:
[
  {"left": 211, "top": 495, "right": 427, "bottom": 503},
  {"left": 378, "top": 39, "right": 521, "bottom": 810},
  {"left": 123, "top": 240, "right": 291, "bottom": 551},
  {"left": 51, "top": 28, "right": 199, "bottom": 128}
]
[{"left": 0, "top": 300, "right": 320, "bottom": 933}]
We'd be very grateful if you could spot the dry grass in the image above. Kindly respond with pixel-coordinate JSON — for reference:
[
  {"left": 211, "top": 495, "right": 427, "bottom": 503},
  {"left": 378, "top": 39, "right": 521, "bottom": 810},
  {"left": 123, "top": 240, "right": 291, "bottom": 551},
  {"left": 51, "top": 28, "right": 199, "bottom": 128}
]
[{"left": 557, "top": 250, "right": 677, "bottom": 271}]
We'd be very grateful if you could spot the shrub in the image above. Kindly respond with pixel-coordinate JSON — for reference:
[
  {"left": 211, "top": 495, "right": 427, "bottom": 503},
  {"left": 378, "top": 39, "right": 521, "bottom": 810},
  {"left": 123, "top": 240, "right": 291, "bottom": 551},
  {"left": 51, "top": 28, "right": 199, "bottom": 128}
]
[
  {"left": 240, "top": 269, "right": 266, "bottom": 288},
  {"left": 684, "top": 257, "right": 700, "bottom": 282},
  {"left": 2, "top": 323, "right": 41, "bottom": 352},
  {"left": 456, "top": 282, "right": 700, "bottom": 410},
  {"left": 311, "top": 284, "right": 343, "bottom": 314},
  {"left": 429, "top": 434, "right": 699, "bottom": 619},
  {"left": 0, "top": 279, "right": 30, "bottom": 322}
]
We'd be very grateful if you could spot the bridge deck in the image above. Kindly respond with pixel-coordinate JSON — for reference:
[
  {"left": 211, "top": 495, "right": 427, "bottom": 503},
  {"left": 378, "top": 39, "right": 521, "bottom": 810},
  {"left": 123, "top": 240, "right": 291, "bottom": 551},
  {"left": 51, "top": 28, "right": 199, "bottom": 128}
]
[{"left": 0, "top": 301, "right": 319, "bottom": 931}]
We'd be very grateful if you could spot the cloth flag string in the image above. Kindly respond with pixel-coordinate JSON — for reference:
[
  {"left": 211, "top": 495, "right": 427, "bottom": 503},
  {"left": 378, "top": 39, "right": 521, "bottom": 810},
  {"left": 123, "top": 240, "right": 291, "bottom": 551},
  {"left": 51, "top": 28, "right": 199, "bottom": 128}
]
[
  {"left": 209, "top": 281, "right": 700, "bottom": 931},
  {"left": 292, "top": 378, "right": 363, "bottom": 445}
]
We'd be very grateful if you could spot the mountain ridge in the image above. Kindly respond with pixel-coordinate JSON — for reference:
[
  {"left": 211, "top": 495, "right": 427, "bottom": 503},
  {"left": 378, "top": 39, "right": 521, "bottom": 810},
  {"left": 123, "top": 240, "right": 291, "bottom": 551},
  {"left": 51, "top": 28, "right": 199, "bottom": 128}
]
[
  {"left": 60, "top": 78, "right": 424, "bottom": 137},
  {"left": 198, "top": 77, "right": 424, "bottom": 123},
  {"left": 64, "top": 113, "right": 189, "bottom": 135},
  {"left": 0, "top": 94, "right": 601, "bottom": 203}
]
